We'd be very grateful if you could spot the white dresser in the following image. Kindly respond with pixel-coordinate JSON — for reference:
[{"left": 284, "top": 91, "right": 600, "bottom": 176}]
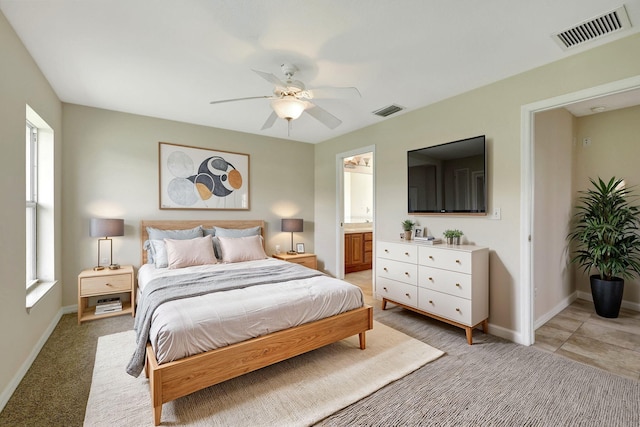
[{"left": 376, "top": 240, "right": 489, "bottom": 344}]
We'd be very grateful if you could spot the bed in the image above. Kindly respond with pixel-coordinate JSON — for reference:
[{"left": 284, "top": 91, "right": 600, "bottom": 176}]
[{"left": 134, "top": 220, "right": 373, "bottom": 425}]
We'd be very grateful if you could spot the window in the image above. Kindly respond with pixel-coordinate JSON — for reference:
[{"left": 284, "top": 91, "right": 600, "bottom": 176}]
[
  {"left": 25, "top": 105, "right": 56, "bottom": 310},
  {"left": 26, "top": 121, "right": 38, "bottom": 288}
]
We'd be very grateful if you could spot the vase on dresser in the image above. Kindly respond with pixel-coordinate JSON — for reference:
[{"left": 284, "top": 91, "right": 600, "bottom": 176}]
[{"left": 404, "top": 230, "right": 412, "bottom": 240}]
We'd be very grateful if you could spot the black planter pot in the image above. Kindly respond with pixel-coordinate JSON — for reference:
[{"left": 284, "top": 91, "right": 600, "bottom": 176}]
[{"left": 590, "top": 275, "right": 624, "bottom": 318}]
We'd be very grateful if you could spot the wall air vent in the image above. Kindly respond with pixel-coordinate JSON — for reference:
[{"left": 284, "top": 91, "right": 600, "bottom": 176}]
[
  {"left": 552, "top": 6, "right": 632, "bottom": 50},
  {"left": 372, "top": 104, "right": 405, "bottom": 118}
]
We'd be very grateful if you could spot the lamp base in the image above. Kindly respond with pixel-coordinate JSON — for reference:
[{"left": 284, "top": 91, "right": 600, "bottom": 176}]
[
  {"left": 287, "top": 250, "right": 297, "bottom": 255},
  {"left": 93, "top": 266, "right": 105, "bottom": 271},
  {"left": 108, "top": 264, "right": 121, "bottom": 270}
]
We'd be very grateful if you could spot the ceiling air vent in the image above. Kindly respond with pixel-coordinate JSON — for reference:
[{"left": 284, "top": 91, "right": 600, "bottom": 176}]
[
  {"left": 372, "top": 104, "right": 405, "bottom": 118},
  {"left": 552, "top": 6, "right": 632, "bottom": 50}
]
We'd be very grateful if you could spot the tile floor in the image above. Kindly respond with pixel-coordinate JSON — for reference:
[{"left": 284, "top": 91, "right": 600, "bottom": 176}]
[
  {"left": 343, "top": 270, "right": 640, "bottom": 381},
  {"left": 533, "top": 298, "right": 640, "bottom": 380}
]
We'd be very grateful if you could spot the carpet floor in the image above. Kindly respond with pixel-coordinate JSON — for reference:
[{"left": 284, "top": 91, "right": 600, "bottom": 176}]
[
  {"left": 84, "top": 322, "right": 443, "bottom": 426},
  {"left": 1, "top": 305, "right": 639, "bottom": 426}
]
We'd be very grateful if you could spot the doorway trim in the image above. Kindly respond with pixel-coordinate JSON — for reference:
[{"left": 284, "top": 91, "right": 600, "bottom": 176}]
[
  {"left": 336, "top": 145, "right": 376, "bottom": 280},
  {"left": 520, "top": 74, "right": 640, "bottom": 346}
]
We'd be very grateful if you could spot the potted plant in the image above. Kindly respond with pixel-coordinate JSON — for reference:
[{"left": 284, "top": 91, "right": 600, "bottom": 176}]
[
  {"left": 443, "top": 229, "right": 463, "bottom": 245},
  {"left": 402, "top": 219, "right": 416, "bottom": 240},
  {"left": 568, "top": 177, "right": 640, "bottom": 318}
]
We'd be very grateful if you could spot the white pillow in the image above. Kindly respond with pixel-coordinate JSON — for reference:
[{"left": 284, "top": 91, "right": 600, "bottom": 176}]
[
  {"left": 149, "top": 239, "right": 169, "bottom": 268},
  {"left": 217, "top": 235, "right": 267, "bottom": 263},
  {"left": 165, "top": 235, "right": 217, "bottom": 269}
]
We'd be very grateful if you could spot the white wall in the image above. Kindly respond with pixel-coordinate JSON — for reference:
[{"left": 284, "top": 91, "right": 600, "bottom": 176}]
[
  {"left": 573, "top": 104, "right": 640, "bottom": 305},
  {"left": 61, "top": 104, "right": 316, "bottom": 307},
  {"left": 533, "top": 109, "right": 575, "bottom": 321},
  {"left": 314, "top": 32, "right": 640, "bottom": 339},
  {"left": 0, "top": 12, "right": 63, "bottom": 407}
]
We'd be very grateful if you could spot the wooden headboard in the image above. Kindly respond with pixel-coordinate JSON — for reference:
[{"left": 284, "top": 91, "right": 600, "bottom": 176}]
[{"left": 140, "top": 219, "right": 265, "bottom": 265}]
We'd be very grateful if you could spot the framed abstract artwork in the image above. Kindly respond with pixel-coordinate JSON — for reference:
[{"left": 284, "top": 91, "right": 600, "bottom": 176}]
[{"left": 159, "top": 142, "right": 250, "bottom": 210}]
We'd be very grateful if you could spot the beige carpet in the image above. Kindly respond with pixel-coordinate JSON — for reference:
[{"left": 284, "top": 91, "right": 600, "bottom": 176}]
[{"left": 84, "top": 321, "right": 443, "bottom": 426}]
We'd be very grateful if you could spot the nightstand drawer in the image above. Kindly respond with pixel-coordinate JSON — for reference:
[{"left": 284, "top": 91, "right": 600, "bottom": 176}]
[
  {"left": 289, "top": 257, "right": 317, "bottom": 269},
  {"left": 80, "top": 273, "right": 131, "bottom": 296}
]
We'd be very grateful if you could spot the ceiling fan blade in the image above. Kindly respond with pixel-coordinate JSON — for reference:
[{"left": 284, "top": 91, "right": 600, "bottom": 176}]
[
  {"left": 261, "top": 111, "right": 278, "bottom": 130},
  {"left": 252, "top": 69, "right": 287, "bottom": 88},
  {"left": 210, "top": 95, "right": 271, "bottom": 105},
  {"left": 304, "top": 102, "right": 342, "bottom": 129},
  {"left": 306, "top": 86, "right": 361, "bottom": 99}
]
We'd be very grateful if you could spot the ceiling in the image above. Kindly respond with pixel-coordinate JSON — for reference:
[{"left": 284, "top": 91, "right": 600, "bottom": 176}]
[{"left": 2, "top": 1, "right": 640, "bottom": 143}]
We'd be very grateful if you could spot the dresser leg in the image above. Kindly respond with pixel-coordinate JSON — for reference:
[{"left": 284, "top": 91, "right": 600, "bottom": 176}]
[
  {"left": 465, "top": 327, "right": 473, "bottom": 345},
  {"left": 381, "top": 299, "right": 388, "bottom": 310},
  {"left": 482, "top": 319, "right": 489, "bottom": 334}
]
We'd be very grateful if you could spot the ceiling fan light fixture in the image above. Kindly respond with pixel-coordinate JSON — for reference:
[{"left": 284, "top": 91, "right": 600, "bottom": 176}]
[{"left": 271, "top": 96, "right": 305, "bottom": 120}]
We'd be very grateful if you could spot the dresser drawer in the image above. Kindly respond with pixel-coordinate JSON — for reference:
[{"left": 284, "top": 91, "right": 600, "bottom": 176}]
[
  {"left": 418, "top": 246, "right": 472, "bottom": 274},
  {"left": 418, "top": 289, "right": 473, "bottom": 325},
  {"left": 289, "top": 257, "right": 317, "bottom": 269},
  {"left": 418, "top": 266, "right": 472, "bottom": 299},
  {"left": 80, "top": 273, "right": 131, "bottom": 296},
  {"left": 377, "top": 241, "right": 417, "bottom": 263},
  {"left": 376, "top": 258, "right": 418, "bottom": 286},
  {"left": 378, "top": 277, "right": 417, "bottom": 308}
]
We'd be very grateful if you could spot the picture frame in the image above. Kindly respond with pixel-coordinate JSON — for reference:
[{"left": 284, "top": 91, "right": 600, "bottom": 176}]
[
  {"left": 296, "top": 243, "right": 305, "bottom": 254},
  {"left": 414, "top": 228, "right": 423, "bottom": 238},
  {"left": 159, "top": 142, "right": 249, "bottom": 210}
]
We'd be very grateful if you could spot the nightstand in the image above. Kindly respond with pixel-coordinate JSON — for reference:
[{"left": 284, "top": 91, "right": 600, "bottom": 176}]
[
  {"left": 77, "top": 265, "right": 135, "bottom": 324},
  {"left": 273, "top": 253, "right": 318, "bottom": 270}
]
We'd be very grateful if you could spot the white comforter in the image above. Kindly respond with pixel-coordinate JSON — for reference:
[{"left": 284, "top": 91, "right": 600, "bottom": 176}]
[{"left": 137, "top": 258, "right": 364, "bottom": 364}]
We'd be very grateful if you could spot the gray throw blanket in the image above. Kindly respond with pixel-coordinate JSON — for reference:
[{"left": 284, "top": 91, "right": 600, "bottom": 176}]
[{"left": 126, "top": 262, "right": 324, "bottom": 377}]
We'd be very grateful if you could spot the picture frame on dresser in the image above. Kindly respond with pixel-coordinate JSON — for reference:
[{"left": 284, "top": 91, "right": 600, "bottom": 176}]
[
  {"left": 158, "top": 142, "right": 250, "bottom": 210},
  {"left": 296, "top": 243, "right": 305, "bottom": 254}
]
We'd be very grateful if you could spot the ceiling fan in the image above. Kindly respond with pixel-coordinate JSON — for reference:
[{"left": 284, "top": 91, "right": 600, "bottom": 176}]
[{"left": 209, "top": 64, "right": 361, "bottom": 133}]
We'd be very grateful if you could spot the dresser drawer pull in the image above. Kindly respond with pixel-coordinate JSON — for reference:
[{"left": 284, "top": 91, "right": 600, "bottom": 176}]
[
  {"left": 383, "top": 287, "right": 388, "bottom": 291},
  {"left": 404, "top": 252, "right": 410, "bottom": 256},
  {"left": 455, "top": 259, "right": 461, "bottom": 264},
  {"left": 428, "top": 256, "right": 434, "bottom": 260},
  {"left": 384, "top": 249, "right": 389, "bottom": 253},
  {"left": 456, "top": 308, "right": 461, "bottom": 312},
  {"left": 404, "top": 272, "right": 410, "bottom": 276},
  {"left": 428, "top": 300, "right": 434, "bottom": 304},
  {"left": 106, "top": 282, "right": 113, "bottom": 286},
  {"left": 405, "top": 293, "right": 411, "bottom": 298},
  {"left": 428, "top": 277, "right": 433, "bottom": 281},
  {"left": 455, "top": 283, "right": 461, "bottom": 287}
]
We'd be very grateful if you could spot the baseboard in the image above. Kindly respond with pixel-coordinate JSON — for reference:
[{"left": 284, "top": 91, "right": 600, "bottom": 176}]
[
  {"left": 577, "top": 290, "right": 640, "bottom": 312},
  {"left": 534, "top": 292, "right": 578, "bottom": 330},
  {"left": 487, "top": 322, "right": 521, "bottom": 344},
  {"left": 0, "top": 307, "right": 64, "bottom": 413}
]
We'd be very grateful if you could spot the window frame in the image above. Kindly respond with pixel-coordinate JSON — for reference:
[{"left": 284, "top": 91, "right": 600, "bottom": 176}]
[{"left": 26, "top": 121, "right": 38, "bottom": 289}]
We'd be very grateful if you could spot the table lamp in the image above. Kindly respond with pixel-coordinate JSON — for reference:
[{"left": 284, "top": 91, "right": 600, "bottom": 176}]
[
  {"left": 90, "top": 218, "right": 124, "bottom": 270},
  {"left": 281, "top": 218, "right": 303, "bottom": 255}
]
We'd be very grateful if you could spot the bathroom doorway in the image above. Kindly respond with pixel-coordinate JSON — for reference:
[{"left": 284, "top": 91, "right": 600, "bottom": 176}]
[{"left": 336, "top": 146, "right": 375, "bottom": 304}]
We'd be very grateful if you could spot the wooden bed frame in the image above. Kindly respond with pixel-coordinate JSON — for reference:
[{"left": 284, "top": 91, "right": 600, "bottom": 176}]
[{"left": 140, "top": 220, "right": 373, "bottom": 425}]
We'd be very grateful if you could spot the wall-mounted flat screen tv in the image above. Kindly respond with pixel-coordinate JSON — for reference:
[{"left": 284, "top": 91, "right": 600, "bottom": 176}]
[{"left": 408, "top": 135, "right": 486, "bottom": 214}]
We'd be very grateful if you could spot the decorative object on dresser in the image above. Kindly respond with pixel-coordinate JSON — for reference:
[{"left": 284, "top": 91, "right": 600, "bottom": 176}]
[
  {"left": 89, "top": 218, "right": 124, "bottom": 270},
  {"left": 443, "top": 229, "right": 464, "bottom": 245},
  {"left": 376, "top": 240, "right": 488, "bottom": 344},
  {"left": 273, "top": 252, "right": 318, "bottom": 270},
  {"left": 77, "top": 265, "right": 134, "bottom": 324},
  {"left": 401, "top": 219, "right": 416, "bottom": 240},
  {"left": 282, "top": 218, "right": 303, "bottom": 254},
  {"left": 345, "top": 231, "right": 373, "bottom": 273},
  {"left": 296, "top": 242, "right": 305, "bottom": 254}
]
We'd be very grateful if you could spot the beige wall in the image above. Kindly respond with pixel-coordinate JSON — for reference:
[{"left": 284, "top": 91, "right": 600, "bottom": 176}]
[
  {"left": 0, "top": 12, "right": 62, "bottom": 404},
  {"left": 573, "top": 104, "right": 640, "bottom": 304},
  {"left": 314, "top": 33, "right": 640, "bottom": 339},
  {"left": 533, "top": 109, "right": 575, "bottom": 320},
  {"left": 61, "top": 104, "right": 315, "bottom": 307}
]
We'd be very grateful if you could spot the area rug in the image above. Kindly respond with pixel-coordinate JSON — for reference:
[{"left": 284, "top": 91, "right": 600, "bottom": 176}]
[{"left": 84, "top": 321, "right": 443, "bottom": 426}]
